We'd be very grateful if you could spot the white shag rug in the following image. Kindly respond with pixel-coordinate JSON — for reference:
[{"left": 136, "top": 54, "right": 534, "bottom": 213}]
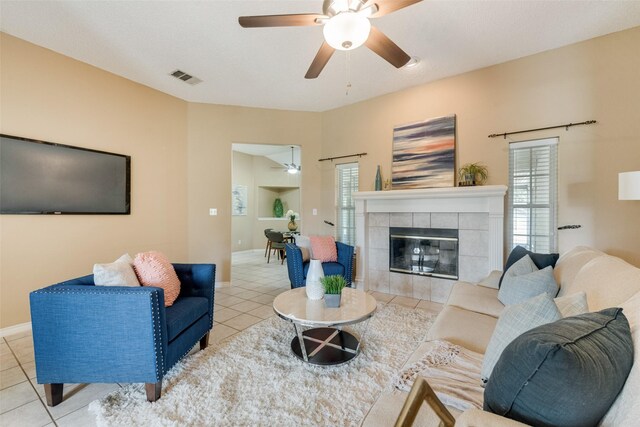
[{"left": 90, "top": 304, "right": 435, "bottom": 427}]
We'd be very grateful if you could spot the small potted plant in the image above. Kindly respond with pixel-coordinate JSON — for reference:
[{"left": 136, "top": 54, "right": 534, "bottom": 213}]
[
  {"left": 458, "top": 163, "right": 488, "bottom": 186},
  {"left": 320, "top": 275, "right": 347, "bottom": 308}
]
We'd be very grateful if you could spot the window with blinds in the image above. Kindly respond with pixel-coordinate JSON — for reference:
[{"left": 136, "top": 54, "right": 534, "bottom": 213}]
[
  {"left": 508, "top": 138, "right": 558, "bottom": 253},
  {"left": 336, "top": 163, "right": 359, "bottom": 246}
]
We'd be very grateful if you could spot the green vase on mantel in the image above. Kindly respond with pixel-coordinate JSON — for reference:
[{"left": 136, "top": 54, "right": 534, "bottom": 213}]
[
  {"left": 273, "top": 198, "right": 284, "bottom": 218},
  {"left": 375, "top": 165, "right": 382, "bottom": 191}
]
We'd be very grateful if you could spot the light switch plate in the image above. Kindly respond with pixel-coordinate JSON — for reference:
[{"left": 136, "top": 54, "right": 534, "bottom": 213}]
[
  {"left": 312, "top": 208, "right": 318, "bottom": 215},
  {"left": 209, "top": 208, "right": 217, "bottom": 216}
]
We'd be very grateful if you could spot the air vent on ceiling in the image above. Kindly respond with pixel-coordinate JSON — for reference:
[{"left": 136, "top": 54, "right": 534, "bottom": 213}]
[{"left": 169, "top": 69, "right": 202, "bottom": 85}]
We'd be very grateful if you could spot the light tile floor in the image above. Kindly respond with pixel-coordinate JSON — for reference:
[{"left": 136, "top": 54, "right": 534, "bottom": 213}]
[{"left": 0, "top": 249, "right": 442, "bottom": 426}]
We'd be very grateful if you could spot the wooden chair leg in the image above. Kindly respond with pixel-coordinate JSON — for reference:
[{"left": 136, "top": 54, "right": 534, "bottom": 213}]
[
  {"left": 44, "top": 383, "right": 63, "bottom": 407},
  {"left": 265, "top": 240, "right": 271, "bottom": 257},
  {"left": 200, "top": 332, "right": 210, "bottom": 350},
  {"left": 146, "top": 381, "right": 162, "bottom": 402},
  {"left": 267, "top": 246, "right": 272, "bottom": 263},
  {"left": 281, "top": 249, "right": 285, "bottom": 265}
]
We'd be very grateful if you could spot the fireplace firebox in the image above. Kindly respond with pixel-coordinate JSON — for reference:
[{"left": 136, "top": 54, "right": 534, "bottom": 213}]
[{"left": 389, "top": 227, "right": 459, "bottom": 280}]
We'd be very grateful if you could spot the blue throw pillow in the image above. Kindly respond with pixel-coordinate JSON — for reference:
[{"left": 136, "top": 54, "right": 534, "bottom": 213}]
[
  {"left": 499, "top": 246, "right": 559, "bottom": 288},
  {"left": 484, "top": 308, "right": 633, "bottom": 427}
]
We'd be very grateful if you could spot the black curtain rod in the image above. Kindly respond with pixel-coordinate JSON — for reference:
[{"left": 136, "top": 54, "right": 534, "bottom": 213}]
[
  {"left": 488, "top": 120, "right": 597, "bottom": 139},
  {"left": 318, "top": 152, "right": 367, "bottom": 162}
]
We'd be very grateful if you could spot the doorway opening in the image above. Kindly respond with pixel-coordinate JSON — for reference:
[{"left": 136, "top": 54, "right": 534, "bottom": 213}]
[{"left": 230, "top": 144, "right": 301, "bottom": 289}]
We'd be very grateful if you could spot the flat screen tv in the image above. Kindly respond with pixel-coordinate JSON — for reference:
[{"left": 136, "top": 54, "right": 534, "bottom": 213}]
[{"left": 0, "top": 134, "right": 130, "bottom": 214}]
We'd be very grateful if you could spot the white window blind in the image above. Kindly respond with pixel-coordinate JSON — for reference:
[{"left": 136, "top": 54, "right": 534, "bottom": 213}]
[
  {"left": 508, "top": 138, "right": 558, "bottom": 253},
  {"left": 336, "top": 163, "right": 359, "bottom": 246}
]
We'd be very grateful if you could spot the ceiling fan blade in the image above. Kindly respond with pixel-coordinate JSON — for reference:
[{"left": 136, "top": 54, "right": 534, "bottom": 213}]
[
  {"left": 365, "top": 26, "right": 411, "bottom": 68},
  {"left": 305, "top": 42, "right": 335, "bottom": 79},
  {"left": 238, "top": 14, "right": 326, "bottom": 28},
  {"left": 365, "top": 0, "right": 422, "bottom": 18}
]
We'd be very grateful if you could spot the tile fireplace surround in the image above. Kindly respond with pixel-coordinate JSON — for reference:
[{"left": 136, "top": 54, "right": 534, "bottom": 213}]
[{"left": 353, "top": 185, "right": 508, "bottom": 303}]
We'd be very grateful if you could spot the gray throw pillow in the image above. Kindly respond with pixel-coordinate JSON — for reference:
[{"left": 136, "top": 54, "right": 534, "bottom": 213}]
[
  {"left": 484, "top": 308, "right": 633, "bottom": 427},
  {"left": 498, "top": 255, "right": 558, "bottom": 305},
  {"left": 554, "top": 291, "right": 588, "bottom": 317},
  {"left": 499, "top": 245, "right": 559, "bottom": 288},
  {"left": 481, "top": 293, "right": 561, "bottom": 383}
]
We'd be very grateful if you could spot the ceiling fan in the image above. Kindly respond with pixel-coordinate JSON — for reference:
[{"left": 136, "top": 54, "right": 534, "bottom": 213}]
[
  {"left": 272, "top": 146, "right": 301, "bottom": 174},
  {"left": 239, "top": 0, "right": 422, "bottom": 79}
]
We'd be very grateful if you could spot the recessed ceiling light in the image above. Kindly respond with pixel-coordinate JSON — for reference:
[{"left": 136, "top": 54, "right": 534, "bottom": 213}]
[{"left": 403, "top": 57, "right": 420, "bottom": 68}]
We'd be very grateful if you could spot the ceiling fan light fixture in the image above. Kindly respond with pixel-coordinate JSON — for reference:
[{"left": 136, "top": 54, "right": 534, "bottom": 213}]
[
  {"left": 403, "top": 57, "right": 421, "bottom": 68},
  {"left": 323, "top": 11, "right": 371, "bottom": 51},
  {"left": 287, "top": 166, "right": 299, "bottom": 174}
]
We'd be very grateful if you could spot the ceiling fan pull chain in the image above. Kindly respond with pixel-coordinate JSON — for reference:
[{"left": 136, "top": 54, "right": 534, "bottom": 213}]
[{"left": 345, "top": 51, "right": 352, "bottom": 96}]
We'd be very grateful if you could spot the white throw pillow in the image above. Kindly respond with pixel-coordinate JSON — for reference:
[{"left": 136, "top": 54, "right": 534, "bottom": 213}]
[
  {"left": 93, "top": 253, "right": 140, "bottom": 287},
  {"left": 554, "top": 291, "right": 589, "bottom": 317},
  {"left": 116, "top": 253, "right": 134, "bottom": 265},
  {"left": 498, "top": 255, "right": 559, "bottom": 305},
  {"left": 481, "top": 293, "right": 562, "bottom": 384},
  {"left": 294, "top": 235, "right": 313, "bottom": 260},
  {"left": 600, "top": 291, "right": 640, "bottom": 426},
  {"left": 299, "top": 247, "right": 310, "bottom": 263}
]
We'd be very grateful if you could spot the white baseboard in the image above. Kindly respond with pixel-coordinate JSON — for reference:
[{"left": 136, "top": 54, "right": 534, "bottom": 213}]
[
  {"left": 216, "top": 281, "right": 232, "bottom": 288},
  {"left": 0, "top": 322, "right": 32, "bottom": 338}
]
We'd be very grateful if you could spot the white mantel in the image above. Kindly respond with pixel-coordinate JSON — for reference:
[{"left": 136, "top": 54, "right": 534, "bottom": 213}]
[{"left": 353, "top": 185, "right": 508, "bottom": 296}]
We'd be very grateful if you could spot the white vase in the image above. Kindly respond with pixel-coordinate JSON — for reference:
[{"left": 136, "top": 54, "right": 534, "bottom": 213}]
[{"left": 305, "top": 259, "right": 325, "bottom": 300}]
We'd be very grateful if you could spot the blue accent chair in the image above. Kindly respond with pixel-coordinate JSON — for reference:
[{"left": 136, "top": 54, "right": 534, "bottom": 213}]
[
  {"left": 29, "top": 263, "right": 215, "bottom": 406},
  {"left": 285, "top": 242, "right": 354, "bottom": 288}
]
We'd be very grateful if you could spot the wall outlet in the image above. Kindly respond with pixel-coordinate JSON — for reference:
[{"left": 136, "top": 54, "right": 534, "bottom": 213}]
[
  {"left": 209, "top": 208, "right": 217, "bottom": 216},
  {"left": 312, "top": 208, "right": 318, "bottom": 216}
]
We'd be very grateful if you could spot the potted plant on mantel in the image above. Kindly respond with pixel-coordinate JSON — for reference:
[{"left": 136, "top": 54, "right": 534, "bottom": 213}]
[
  {"left": 458, "top": 163, "right": 488, "bottom": 187},
  {"left": 320, "top": 275, "right": 347, "bottom": 308}
]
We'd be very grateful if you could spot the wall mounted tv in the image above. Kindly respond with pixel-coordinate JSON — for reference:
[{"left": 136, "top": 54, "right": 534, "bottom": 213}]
[{"left": 0, "top": 134, "right": 130, "bottom": 214}]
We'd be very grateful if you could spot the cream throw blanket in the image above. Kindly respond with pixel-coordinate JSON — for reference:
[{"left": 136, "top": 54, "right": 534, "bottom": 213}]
[{"left": 393, "top": 340, "right": 484, "bottom": 411}]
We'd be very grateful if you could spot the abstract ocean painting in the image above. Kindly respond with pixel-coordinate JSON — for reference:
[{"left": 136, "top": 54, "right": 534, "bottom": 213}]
[{"left": 392, "top": 115, "right": 456, "bottom": 189}]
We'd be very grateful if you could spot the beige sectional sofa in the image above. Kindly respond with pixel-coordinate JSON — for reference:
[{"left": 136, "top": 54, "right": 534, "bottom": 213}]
[{"left": 363, "top": 246, "right": 640, "bottom": 426}]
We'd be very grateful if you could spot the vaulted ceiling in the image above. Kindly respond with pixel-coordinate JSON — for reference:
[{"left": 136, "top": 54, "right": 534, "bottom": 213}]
[{"left": 2, "top": 1, "right": 639, "bottom": 112}]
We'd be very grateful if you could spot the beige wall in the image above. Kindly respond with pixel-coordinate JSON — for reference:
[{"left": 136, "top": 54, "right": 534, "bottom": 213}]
[
  {"left": 0, "top": 34, "right": 189, "bottom": 327},
  {"left": 321, "top": 27, "right": 640, "bottom": 266},
  {"left": 187, "top": 103, "right": 323, "bottom": 284},
  {"left": 0, "top": 33, "right": 323, "bottom": 327}
]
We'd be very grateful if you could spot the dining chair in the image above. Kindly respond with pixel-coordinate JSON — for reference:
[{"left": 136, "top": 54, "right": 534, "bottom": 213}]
[
  {"left": 263, "top": 228, "right": 274, "bottom": 257},
  {"left": 266, "top": 231, "right": 286, "bottom": 264}
]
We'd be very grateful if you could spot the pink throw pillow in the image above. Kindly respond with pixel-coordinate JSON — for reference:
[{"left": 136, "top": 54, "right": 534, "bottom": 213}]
[
  {"left": 133, "top": 251, "right": 181, "bottom": 307},
  {"left": 310, "top": 236, "right": 338, "bottom": 263}
]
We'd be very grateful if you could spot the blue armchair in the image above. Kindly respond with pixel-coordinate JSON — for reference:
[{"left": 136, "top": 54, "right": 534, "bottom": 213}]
[
  {"left": 29, "top": 263, "right": 215, "bottom": 406},
  {"left": 285, "top": 242, "right": 354, "bottom": 288}
]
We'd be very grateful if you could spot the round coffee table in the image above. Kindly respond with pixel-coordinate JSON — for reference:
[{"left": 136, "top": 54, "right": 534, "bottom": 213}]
[{"left": 273, "top": 287, "right": 377, "bottom": 365}]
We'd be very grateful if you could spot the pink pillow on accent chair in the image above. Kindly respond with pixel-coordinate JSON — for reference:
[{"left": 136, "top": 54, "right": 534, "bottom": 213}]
[
  {"left": 133, "top": 251, "right": 181, "bottom": 307},
  {"left": 310, "top": 236, "right": 338, "bottom": 262}
]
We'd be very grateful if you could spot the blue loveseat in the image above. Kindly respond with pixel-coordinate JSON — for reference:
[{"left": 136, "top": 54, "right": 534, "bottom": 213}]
[
  {"left": 285, "top": 242, "right": 354, "bottom": 288},
  {"left": 29, "top": 263, "right": 215, "bottom": 406}
]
